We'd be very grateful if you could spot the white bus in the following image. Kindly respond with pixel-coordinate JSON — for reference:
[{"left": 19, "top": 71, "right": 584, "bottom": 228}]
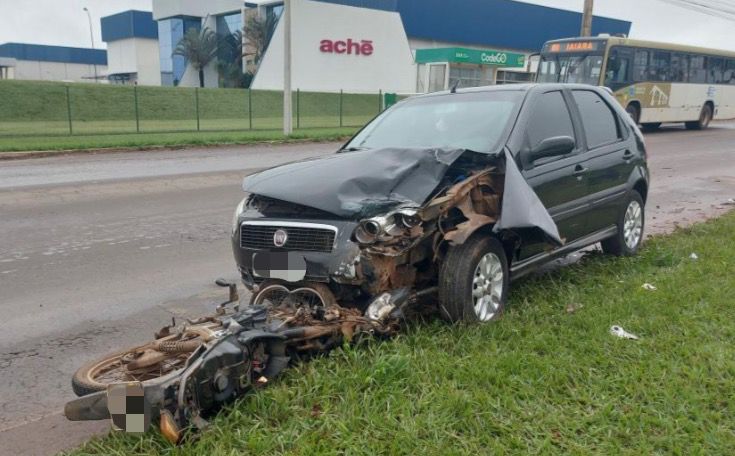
[{"left": 537, "top": 36, "right": 735, "bottom": 130}]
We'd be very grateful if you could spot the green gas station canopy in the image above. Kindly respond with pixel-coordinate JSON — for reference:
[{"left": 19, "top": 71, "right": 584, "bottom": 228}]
[{"left": 415, "top": 47, "right": 525, "bottom": 68}]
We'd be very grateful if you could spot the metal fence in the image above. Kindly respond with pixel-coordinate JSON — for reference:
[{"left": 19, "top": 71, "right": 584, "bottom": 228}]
[{"left": 0, "top": 80, "right": 396, "bottom": 137}]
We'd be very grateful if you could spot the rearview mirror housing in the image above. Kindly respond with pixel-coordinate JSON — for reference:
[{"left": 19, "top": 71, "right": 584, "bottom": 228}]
[{"left": 529, "top": 136, "right": 575, "bottom": 162}]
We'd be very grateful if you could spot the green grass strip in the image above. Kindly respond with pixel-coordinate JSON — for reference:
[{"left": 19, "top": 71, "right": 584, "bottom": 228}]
[{"left": 68, "top": 212, "right": 735, "bottom": 455}]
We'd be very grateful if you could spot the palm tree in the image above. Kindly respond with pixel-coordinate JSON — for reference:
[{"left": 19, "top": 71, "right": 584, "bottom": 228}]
[{"left": 174, "top": 27, "right": 218, "bottom": 88}]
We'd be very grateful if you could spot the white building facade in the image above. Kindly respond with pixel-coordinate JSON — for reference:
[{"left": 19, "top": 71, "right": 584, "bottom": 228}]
[
  {"left": 101, "top": 11, "right": 161, "bottom": 86},
  {"left": 0, "top": 43, "right": 107, "bottom": 83},
  {"left": 101, "top": 0, "right": 631, "bottom": 92}
]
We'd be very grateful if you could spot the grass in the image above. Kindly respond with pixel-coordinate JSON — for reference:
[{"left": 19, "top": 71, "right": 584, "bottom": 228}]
[
  {"left": 0, "top": 80, "right": 380, "bottom": 153},
  {"left": 68, "top": 212, "right": 735, "bottom": 455},
  {"left": 0, "top": 127, "right": 360, "bottom": 154},
  {"left": 0, "top": 80, "right": 382, "bottom": 136}
]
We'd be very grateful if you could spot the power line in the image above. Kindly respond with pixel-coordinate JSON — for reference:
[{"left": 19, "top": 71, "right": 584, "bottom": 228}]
[{"left": 657, "top": 0, "right": 735, "bottom": 21}]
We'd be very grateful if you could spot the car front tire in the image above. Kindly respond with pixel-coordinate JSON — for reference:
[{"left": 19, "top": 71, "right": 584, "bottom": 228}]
[
  {"left": 439, "top": 234, "right": 509, "bottom": 323},
  {"left": 601, "top": 191, "right": 645, "bottom": 256}
]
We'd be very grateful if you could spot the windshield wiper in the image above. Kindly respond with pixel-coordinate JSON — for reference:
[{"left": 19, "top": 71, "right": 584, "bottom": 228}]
[{"left": 339, "top": 146, "right": 369, "bottom": 152}]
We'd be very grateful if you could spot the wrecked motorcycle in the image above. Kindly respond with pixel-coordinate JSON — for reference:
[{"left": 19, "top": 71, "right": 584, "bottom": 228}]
[{"left": 64, "top": 280, "right": 413, "bottom": 443}]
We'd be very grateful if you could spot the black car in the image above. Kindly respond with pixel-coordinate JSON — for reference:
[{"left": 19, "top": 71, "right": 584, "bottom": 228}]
[{"left": 232, "top": 83, "right": 649, "bottom": 323}]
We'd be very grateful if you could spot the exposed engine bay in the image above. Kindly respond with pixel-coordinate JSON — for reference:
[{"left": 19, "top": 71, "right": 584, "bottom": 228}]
[{"left": 234, "top": 147, "right": 560, "bottom": 311}]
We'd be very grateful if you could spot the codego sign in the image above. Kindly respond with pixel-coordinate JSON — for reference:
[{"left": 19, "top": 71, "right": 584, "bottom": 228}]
[{"left": 320, "top": 39, "right": 374, "bottom": 56}]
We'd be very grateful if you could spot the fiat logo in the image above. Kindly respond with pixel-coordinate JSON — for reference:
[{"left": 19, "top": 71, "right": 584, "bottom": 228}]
[{"left": 273, "top": 229, "right": 288, "bottom": 247}]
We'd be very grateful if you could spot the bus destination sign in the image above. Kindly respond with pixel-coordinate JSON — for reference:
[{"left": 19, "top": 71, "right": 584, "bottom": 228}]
[{"left": 546, "top": 41, "right": 601, "bottom": 53}]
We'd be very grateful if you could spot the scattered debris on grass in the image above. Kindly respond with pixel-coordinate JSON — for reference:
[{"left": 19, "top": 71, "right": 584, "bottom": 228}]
[
  {"left": 610, "top": 325, "right": 640, "bottom": 340},
  {"left": 690, "top": 252, "right": 699, "bottom": 260},
  {"left": 565, "top": 303, "right": 583, "bottom": 314},
  {"left": 642, "top": 283, "right": 657, "bottom": 291}
]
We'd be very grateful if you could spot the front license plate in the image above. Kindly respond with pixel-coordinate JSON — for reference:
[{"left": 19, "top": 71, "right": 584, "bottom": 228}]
[
  {"left": 252, "top": 251, "right": 307, "bottom": 282},
  {"left": 107, "top": 382, "right": 150, "bottom": 433}
]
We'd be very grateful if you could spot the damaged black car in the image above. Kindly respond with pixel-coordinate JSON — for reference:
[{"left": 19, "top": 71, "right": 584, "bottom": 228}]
[{"left": 233, "top": 83, "right": 650, "bottom": 323}]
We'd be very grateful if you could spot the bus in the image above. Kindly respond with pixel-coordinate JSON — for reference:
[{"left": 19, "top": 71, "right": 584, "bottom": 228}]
[{"left": 536, "top": 36, "right": 735, "bottom": 130}]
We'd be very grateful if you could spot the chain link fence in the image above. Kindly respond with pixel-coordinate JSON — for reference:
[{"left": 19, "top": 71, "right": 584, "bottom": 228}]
[{"left": 0, "top": 80, "right": 402, "bottom": 137}]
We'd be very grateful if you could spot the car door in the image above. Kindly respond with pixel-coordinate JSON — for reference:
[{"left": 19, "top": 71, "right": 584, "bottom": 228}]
[
  {"left": 569, "top": 89, "right": 632, "bottom": 232},
  {"left": 518, "top": 89, "right": 590, "bottom": 260}
]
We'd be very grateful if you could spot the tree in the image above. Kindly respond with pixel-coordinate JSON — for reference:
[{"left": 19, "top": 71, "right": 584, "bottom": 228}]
[
  {"left": 243, "top": 12, "right": 278, "bottom": 69},
  {"left": 174, "top": 27, "right": 219, "bottom": 88},
  {"left": 217, "top": 30, "right": 247, "bottom": 88}
]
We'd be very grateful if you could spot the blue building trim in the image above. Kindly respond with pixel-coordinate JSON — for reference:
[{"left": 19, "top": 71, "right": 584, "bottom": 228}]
[
  {"left": 0, "top": 43, "right": 107, "bottom": 65},
  {"left": 312, "top": 0, "right": 631, "bottom": 52},
  {"left": 101, "top": 10, "right": 158, "bottom": 42}
]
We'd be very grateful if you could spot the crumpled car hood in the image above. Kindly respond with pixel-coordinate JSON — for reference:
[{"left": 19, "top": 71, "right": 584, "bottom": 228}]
[
  {"left": 242, "top": 147, "right": 466, "bottom": 219},
  {"left": 242, "top": 146, "right": 562, "bottom": 245}
]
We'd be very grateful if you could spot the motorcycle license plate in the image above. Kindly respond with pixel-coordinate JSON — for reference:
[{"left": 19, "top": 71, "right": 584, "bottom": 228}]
[{"left": 107, "top": 382, "right": 150, "bottom": 433}]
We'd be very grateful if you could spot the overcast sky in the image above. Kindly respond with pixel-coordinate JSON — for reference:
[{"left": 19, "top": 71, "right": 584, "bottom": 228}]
[{"left": 0, "top": 0, "right": 733, "bottom": 51}]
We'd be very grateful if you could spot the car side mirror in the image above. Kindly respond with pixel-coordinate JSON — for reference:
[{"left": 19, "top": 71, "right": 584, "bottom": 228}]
[{"left": 529, "top": 136, "right": 575, "bottom": 162}]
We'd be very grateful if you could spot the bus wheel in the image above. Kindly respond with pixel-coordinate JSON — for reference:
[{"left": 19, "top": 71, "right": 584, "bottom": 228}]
[
  {"left": 685, "top": 104, "right": 713, "bottom": 130},
  {"left": 626, "top": 104, "right": 640, "bottom": 125},
  {"left": 641, "top": 122, "right": 661, "bottom": 131}
]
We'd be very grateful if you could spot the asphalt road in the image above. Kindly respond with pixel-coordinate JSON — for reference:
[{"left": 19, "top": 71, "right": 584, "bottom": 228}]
[{"left": 1, "top": 124, "right": 734, "bottom": 455}]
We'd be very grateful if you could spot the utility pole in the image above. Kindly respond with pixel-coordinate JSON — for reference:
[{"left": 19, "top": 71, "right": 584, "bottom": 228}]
[
  {"left": 580, "top": 0, "right": 594, "bottom": 37},
  {"left": 283, "top": 0, "right": 293, "bottom": 135},
  {"left": 83, "top": 7, "right": 98, "bottom": 83}
]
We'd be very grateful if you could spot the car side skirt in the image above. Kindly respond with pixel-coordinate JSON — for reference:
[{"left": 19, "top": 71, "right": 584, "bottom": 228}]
[{"left": 509, "top": 225, "right": 618, "bottom": 280}]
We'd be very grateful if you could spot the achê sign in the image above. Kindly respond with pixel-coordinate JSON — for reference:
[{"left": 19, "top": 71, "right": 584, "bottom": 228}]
[{"left": 320, "top": 39, "right": 374, "bottom": 56}]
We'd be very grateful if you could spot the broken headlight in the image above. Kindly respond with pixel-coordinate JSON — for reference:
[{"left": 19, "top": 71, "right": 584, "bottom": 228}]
[
  {"left": 232, "top": 197, "right": 248, "bottom": 234},
  {"left": 353, "top": 209, "right": 421, "bottom": 245}
]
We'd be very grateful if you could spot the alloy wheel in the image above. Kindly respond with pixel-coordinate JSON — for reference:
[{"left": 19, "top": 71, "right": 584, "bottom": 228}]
[
  {"left": 471, "top": 253, "right": 504, "bottom": 321},
  {"left": 623, "top": 200, "right": 643, "bottom": 250}
]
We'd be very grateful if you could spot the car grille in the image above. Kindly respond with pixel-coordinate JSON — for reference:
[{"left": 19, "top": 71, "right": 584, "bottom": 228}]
[{"left": 240, "top": 224, "right": 336, "bottom": 253}]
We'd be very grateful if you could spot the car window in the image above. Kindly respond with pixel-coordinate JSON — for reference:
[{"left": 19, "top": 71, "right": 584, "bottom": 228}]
[
  {"left": 345, "top": 91, "right": 522, "bottom": 153},
  {"left": 525, "top": 91, "right": 575, "bottom": 152},
  {"left": 571, "top": 90, "right": 621, "bottom": 149}
]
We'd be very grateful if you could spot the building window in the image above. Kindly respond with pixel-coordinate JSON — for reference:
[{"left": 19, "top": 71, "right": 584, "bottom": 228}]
[
  {"left": 496, "top": 70, "right": 534, "bottom": 85},
  {"left": 216, "top": 12, "right": 242, "bottom": 37},
  {"left": 216, "top": 12, "right": 244, "bottom": 87},
  {"left": 448, "top": 65, "right": 493, "bottom": 89},
  {"left": 158, "top": 16, "right": 201, "bottom": 86}
]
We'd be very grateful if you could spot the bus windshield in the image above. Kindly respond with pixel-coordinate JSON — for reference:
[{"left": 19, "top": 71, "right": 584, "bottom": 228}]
[{"left": 537, "top": 53, "right": 604, "bottom": 85}]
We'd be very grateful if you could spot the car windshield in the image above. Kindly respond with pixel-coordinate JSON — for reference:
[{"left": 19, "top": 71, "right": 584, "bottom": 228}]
[
  {"left": 345, "top": 91, "right": 522, "bottom": 153},
  {"left": 537, "top": 53, "right": 604, "bottom": 85}
]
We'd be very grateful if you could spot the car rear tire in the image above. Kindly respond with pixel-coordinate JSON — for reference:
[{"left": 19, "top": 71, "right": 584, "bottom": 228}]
[
  {"left": 626, "top": 104, "right": 640, "bottom": 125},
  {"left": 601, "top": 191, "right": 645, "bottom": 257},
  {"left": 438, "top": 234, "right": 509, "bottom": 323},
  {"left": 685, "top": 104, "right": 713, "bottom": 130}
]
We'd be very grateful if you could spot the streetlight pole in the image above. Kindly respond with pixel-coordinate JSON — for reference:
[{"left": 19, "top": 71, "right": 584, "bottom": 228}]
[
  {"left": 580, "top": 0, "right": 594, "bottom": 37},
  {"left": 283, "top": 0, "right": 293, "bottom": 135},
  {"left": 83, "top": 7, "right": 98, "bottom": 83}
]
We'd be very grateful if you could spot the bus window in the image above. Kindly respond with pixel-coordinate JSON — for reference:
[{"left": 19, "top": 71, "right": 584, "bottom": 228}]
[
  {"left": 670, "top": 53, "right": 688, "bottom": 82},
  {"left": 726, "top": 59, "right": 735, "bottom": 84},
  {"left": 633, "top": 50, "right": 648, "bottom": 82},
  {"left": 649, "top": 51, "right": 671, "bottom": 81},
  {"left": 537, "top": 54, "right": 604, "bottom": 85},
  {"left": 707, "top": 57, "right": 724, "bottom": 84},
  {"left": 688, "top": 55, "right": 706, "bottom": 83},
  {"left": 605, "top": 47, "right": 632, "bottom": 85}
]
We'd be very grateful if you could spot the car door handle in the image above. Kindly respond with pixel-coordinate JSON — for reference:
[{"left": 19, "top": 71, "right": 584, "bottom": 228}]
[
  {"left": 573, "top": 165, "right": 588, "bottom": 176},
  {"left": 622, "top": 150, "right": 634, "bottom": 161}
]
